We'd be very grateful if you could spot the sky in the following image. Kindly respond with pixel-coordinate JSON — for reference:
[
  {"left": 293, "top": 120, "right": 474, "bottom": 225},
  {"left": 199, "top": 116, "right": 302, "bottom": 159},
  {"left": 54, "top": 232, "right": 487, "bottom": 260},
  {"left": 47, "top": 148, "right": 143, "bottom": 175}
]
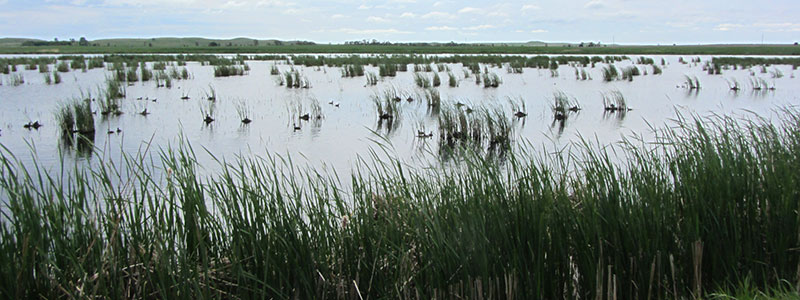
[{"left": 0, "top": 0, "right": 799, "bottom": 44}]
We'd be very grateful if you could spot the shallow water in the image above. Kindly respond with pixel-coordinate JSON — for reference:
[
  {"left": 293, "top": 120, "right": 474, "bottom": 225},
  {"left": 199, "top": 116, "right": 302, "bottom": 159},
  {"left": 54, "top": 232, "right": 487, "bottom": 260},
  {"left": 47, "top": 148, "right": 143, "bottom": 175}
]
[{"left": 0, "top": 55, "right": 798, "bottom": 178}]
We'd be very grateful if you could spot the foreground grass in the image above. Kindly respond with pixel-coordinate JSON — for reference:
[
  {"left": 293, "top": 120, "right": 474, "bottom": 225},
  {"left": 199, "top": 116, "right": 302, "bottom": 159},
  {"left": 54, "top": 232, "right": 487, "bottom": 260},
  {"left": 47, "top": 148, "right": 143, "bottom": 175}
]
[
  {"left": 1, "top": 109, "right": 799, "bottom": 299},
  {"left": 0, "top": 44, "right": 799, "bottom": 55}
]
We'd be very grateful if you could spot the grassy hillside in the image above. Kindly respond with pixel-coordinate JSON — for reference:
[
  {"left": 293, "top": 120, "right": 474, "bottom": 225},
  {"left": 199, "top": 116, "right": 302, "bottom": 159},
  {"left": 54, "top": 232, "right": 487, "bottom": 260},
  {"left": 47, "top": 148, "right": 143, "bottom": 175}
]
[{"left": 0, "top": 37, "right": 798, "bottom": 55}]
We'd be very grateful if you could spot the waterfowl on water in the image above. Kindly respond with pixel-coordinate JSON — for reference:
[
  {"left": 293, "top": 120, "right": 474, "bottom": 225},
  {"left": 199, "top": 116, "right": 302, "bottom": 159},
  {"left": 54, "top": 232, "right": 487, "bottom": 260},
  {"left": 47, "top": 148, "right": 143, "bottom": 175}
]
[
  {"left": 203, "top": 115, "right": 215, "bottom": 124},
  {"left": 299, "top": 113, "right": 310, "bottom": 121}
]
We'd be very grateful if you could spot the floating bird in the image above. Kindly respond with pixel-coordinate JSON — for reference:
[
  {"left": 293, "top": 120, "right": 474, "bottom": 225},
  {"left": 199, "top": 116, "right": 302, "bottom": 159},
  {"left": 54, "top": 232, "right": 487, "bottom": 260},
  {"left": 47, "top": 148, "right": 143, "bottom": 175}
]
[
  {"left": 242, "top": 117, "right": 252, "bottom": 124},
  {"left": 116, "top": 128, "right": 122, "bottom": 133},
  {"left": 334, "top": 103, "right": 340, "bottom": 107},
  {"left": 406, "top": 97, "right": 414, "bottom": 102},
  {"left": 379, "top": 113, "right": 393, "bottom": 120},
  {"left": 203, "top": 115, "right": 215, "bottom": 124},
  {"left": 181, "top": 96, "right": 190, "bottom": 100},
  {"left": 293, "top": 123, "right": 301, "bottom": 131},
  {"left": 23, "top": 121, "right": 42, "bottom": 130},
  {"left": 140, "top": 108, "right": 150, "bottom": 116},
  {"left": 299, "top": 113, "right": 310, "bottom": 121},
  {"left": 328, "top": 100, "right": 334, "bottom": 105},
  {"left": 416, "top": 131, "right": 433, "bottom": 138},
  {"left": 514, "top": 111, "right": 527, "bottom": 118}
]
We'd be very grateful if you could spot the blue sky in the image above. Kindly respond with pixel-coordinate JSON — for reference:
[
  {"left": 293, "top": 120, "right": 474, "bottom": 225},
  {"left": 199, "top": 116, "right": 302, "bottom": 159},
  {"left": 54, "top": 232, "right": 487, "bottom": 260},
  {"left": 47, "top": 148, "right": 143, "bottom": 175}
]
[{"left": 1, "top": 0, "right": 798, "bottom": 44}]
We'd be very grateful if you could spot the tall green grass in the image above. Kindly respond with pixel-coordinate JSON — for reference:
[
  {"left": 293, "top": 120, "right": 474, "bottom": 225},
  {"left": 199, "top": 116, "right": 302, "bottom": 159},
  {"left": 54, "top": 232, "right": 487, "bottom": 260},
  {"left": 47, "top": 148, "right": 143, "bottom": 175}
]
[{"left": 0, "top": 105, "right": 799, "bottom": 299}]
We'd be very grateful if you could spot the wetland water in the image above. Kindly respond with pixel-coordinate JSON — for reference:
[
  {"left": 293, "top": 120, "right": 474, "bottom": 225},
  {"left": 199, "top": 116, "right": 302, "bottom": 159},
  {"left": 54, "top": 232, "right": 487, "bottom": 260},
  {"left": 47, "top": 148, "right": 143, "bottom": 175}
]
[{"left": 0, "top": 54, "right": 798, "bottom": 176}]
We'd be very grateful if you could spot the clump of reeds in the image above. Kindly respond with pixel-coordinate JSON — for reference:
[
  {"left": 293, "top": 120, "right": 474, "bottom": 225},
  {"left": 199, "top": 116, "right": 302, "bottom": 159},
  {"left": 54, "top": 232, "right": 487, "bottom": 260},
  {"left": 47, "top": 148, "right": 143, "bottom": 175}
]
[
  {"left": 379, "top": 64, "right": 397, "bottom": 77},
  {"left": 482, "top": 72, "right": 501, "bottom": 88},
  {"left": 507, "top": 62, "right": 523, "bottom": 74},
  {"left": 727, "top": 78, "right": 741, "bottom": 91},
  {"left": 235, "top": 100, "right": 252, "bottom": 124},
  {"left": 341, "top": 64, "right": 364, "bottom": 77},
  {"left": 38, "top": 63, "right": 49, "bottom": 73},
  {"left": 432, "top": 72, "right": 441, "bottom": 87},
  {"left": 140, "top": 63, "right": 153, "bottom": 82},
  {"left": 552, "top": 91, "right": 581, "bottom": 120},
  {"left": 621, "top": 66, "right": 640, "bottom": 81},
  {"left": 53, "top": 71, "right": 61, "bottom": 84},
  {"left": 126, "top": 66, "right": 139, "bottom": 82},
  {"left": 270, "top": 64, "right": 280, "bottom": 75},
  {"left": 56, "top": 61, "right": 70, "bottom": 72},
  {"left": 769, "top": 67, "right": 783, "bottom": 78},
  {"left": 414, "top": 72, "right": 431, "bottom": 88},
  {"left": 438, "top": 103, "right": 512, "bottom": 151},
  {"left": 684, "top": 75, "right": 701, "bottom": 90},
  {"left": 55, "top": 97, "right": 95, "bottom": 134},
  {"left": 366, "top": 72, "right": 378, "bottom": 86},
  {"left": 88, "top": 58, "right": 104, "bottom": 69},
  {"left": 652, "top": 65, "right": 663, "bottom": 75},
  {"left": 214, "top": 65, "right": 245, "bottom": 77},
  {"left": 373, "top": 89, "right": 402, "bottom": 121},
  {"left": 601, "top": 90, "right": 630, "bottom": 112},
  {"left": 153, "top": 62, "right": 167, "bottom": 70},
  {"left": 602, "top": 65, "right": 618, "bottom": 81},
  {"left": 508, "top": 96, "right": 527, "bottom": 118},
  {"left": 447, "top": 72, "right": 458, "bottom": 87},
  {"left": 44, "top": 73, "right": 52, "bottom": 85},
  {"left": 282, "top": 69, "right": 309, "bottom": 89},
  {"left": 10, "top": 74, "right": 24, "bottom": 86},
  {"left": 424, "top": 88, "right": 441, "bottom": 112}
]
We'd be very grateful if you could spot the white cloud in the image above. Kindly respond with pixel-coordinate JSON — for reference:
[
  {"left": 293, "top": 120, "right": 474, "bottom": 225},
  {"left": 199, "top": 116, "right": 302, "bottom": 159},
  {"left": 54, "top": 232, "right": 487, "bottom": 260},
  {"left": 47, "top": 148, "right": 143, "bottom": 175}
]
[
  {"left": 458, "top": 7, "right": 482, "bottom": 14},
  {"left": 421, "top": 11, "right": 455, "bottom": 19},
  {"left": 584, "top": 0, "right": 605, "bottom": 9},
  {"left": 462, "top": 24, "right": 494, "bottom": 30},
  {"left": 531, "top": 29, "right": 548, "bottom": 33},
  {"left": 334, "top": 28, "right": 412, "bottom": 35},
  {"left": 399, "top": 12, "right": 416, "bottom": 18},
  {"left": 367, "top": 16, "right": 390, "bottom": 23},
  {"left": 357, "top": 4, "right": 369, "bottom": 9},
  {"left": 714, "top": 23, "right": 743, "bottom": 31},
  {"left": 521, "top": 4, "right": 539, "bottom": 11},
  {"left": 426, "top": 26, "right": 457, "bottom": 31},
  {"left": 331, "top": 14, "right": 346, "bottom": 19}
]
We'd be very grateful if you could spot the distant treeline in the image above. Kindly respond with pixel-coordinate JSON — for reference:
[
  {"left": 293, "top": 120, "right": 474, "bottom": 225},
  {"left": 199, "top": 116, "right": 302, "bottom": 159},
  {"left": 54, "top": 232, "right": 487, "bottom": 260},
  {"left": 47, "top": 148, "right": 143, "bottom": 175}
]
[{"left": 21, "top": 41, "right": 74, "bottom": 46}]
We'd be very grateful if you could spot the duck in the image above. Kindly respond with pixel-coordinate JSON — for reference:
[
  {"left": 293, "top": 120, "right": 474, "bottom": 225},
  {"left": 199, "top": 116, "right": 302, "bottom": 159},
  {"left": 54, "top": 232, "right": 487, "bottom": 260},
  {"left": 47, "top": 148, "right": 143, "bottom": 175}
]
[
  {"left": 203, "top": 115, "right": 215, "bottom": 124},
  {"left": 416, "top": 131, "right": 433, "bottom": 138},
  {"left": 328, "top": 100, "right": 334, "bottom": 105},
  {"left": 334, "top": 103, "right": 340, "bottom": 107},
  {"left": 23, "top": 121, "right": 42, "bottom": 130},
  {"left": 242, "top": 117, "right": 252, "bottom": 124},
  {"left": 513, "top": 111, "right": 527, "bottom": 118},
  {"left": 140, "top": 108, "right": 150, "bottom": 116},
  {"left": 293, "top": 123, "right": 301, "bottom": 131},
  {"left": 299, "top": 113, "right": 310, "bottom": 121},
  {"left": 406, "top": 97, "right": 414, "bottom": 102},
  {"left": 379, "top": 113, "right": 393, "bottom": 120}
]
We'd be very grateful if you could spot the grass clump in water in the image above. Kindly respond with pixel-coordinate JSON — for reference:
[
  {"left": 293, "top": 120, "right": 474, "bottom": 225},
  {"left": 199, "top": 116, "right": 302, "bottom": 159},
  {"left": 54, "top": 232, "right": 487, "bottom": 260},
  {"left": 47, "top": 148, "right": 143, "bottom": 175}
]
[{"left": 602, "top": 64, "right": 619, "bottom": 81}]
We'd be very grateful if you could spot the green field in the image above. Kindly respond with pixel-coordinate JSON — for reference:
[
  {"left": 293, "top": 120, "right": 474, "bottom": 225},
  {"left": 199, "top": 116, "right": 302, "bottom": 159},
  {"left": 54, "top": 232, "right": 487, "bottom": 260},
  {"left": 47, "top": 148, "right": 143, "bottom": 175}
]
[{"left": 1, "top": 37, "right": 799, "bottom": 55}]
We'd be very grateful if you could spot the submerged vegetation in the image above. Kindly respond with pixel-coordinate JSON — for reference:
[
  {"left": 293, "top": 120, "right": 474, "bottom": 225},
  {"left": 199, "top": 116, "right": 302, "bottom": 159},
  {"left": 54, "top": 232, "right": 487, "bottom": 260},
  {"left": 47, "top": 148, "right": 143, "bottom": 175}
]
[{"left": 1, "top": 109, "right": 799, "bottom": 298}]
